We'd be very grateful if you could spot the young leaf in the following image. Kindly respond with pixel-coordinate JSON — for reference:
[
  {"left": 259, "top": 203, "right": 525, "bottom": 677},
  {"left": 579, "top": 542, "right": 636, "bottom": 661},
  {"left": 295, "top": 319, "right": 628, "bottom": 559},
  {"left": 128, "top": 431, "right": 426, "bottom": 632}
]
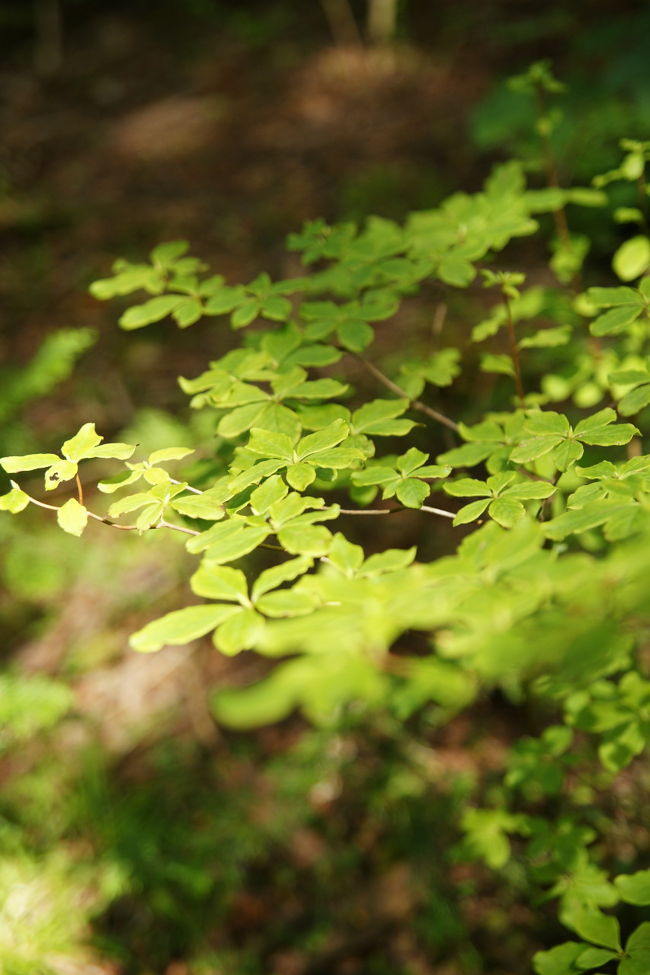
[
  {"left": 0, "top": 453, "right": 60, "bottom": 473},
  {"left": 130, "top": 604, "right": 239, "bottom": 653},
  {"left": 256, "top": 589, "right": 319, "bottom": 617},
  {"left": 278, "top": 524, "right": 331, "bottom": 555},
  {"left": 562, "top": 907, "right": 621, "bottom": 951},
  {"left": 190, "top": 564, "right": 249, "bottom": 604},
  {"left": 488, "top": 497, "right": 525, "bottom": 527},
  {"left": 615, "top": 870, "right": 650, "bottom": 906},
  {"left": 214, "top": 608, "right": 265, "bottom": 655},
  {"left": 396, "top": 478, "right": 430, "bottom": 508},
  {"left": 612, "top": 235, "right": 650, "bottom": 281},
  {"left": 0, "top": 485, "right": 30, "bottom": 513},
  {"left": 295, "top": 419, "right": 349, "bottom": 460},
  {"left": 56, "top": 498, "right": 89, "bottom": 537},
  {"left": 452, "top": 498, "right": 491, "bottom": 526},
  {"left": 619, "top": 922, "right": 650, "bottom": 975},
  {"left": 251, "top": 555, "right": 313, "bottom": 600},
  {"left": 286, "top": 462, "right": 316, "bottom": 490}
]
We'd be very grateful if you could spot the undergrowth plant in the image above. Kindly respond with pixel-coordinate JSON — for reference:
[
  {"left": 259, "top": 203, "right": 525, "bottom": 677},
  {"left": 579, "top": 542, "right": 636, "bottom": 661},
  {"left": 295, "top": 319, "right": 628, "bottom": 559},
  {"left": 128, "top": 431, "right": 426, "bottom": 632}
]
[{"left": 3, "top": 65, "right": 650, "bottom": 973}]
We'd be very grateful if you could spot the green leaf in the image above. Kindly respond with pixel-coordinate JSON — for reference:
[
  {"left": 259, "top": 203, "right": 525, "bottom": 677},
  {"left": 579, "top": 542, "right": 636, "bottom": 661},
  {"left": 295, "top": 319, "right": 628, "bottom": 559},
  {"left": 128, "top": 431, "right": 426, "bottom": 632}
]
[
  {"left": 353, "top": 466, "right": 397, "bottom": 486},
  {"left": 87, "top": 442, "right": 137, "bottom": 460},
  {"left": 444, "top": 478, "right": 492, "bottom": 498},
  {"left": 532, "top": 942, "right": 585, "bottom": 975},
  {"left": 150, "top": 240, "right": 189, "bottom": 265},
  {"left": 204, "top": 284, "right": 246, "bottom": 314},
  {"left": 526, "top": 411, "right": 571, "bottom": 436},
  {"left": 247, "top": 428, "right": 296, "bottom": 461},
  {"left": 453, "top": 498, "right": 491, "bottom": 526},
  {"left": 351, "top": 399, "right": 411, "bottom": 436},
  {"left": 510, "top": 436, "right": 563, "bottom": 464},
  {"left": 552, "top": 439, "right": 584, "bottom": 470},
  {"left": 256, "top": 590, "right": 319, "bottom": 617},
  {"left": 620, "top": 922, "right": 650, "bottom": 975},
  {"left": 396, "top": 478, "right": 430, "bottom": 508},
  {"left": 578, "top": 425, "right": 638, "bottom": 446},
  {"left": 44, "top": 458, "right": 78, "bottom": 490},
  {"left": 1, "top": 453, "right": 60, "bottom": 473},
  {"left": 311, "top": 447, "right": 364, "bottom": 469},
  {"left": 286, "top": 462, "right": 316, "bottom": 490},
  {"left": 278, "top": 524, "right": 331, "bottom": 555},
  {"left": 214, "top": 608, "right": 265, "bottom": 655},
  {"left": 328, "top": 533, "right": 364, "bottom": 573},
  {"left": 417, "top": 464, "right": 452, "bottom": 478},
  {"left": 576, "top": 946, "right": 618, "bottom": 968},
  {"left": 173, "top": 297, "right": 203, "bottom": 327},
  {"left": 438, "top": 254, "right": 475, "bottom": 287},
  {"left": 504, "top": 480, "right": 555, "bottom": 500},
  {"left": 190, "top": 564, "right": 249, "bottom": 603},
  {"left": 130, "top": 604, "right": 238, "bottom": 652},
  {"left": 590, "top": 305, "right": 643, "bottom": 336},
  {"left": 296, "top": 419, "right": 349, "bottom": 460},
  {"left": 250, "top": 475, "right": 288, "bottom": 514},
  {"left": 480, "top": 353, "right": 515, "bottom": 376},
  {"left": 612, "top": 235, "right": 650, "bottom": 281},
  {"left": 119, "top": 294, "right": 184, "bottom": 329},
  {"left": 563, "top": 907, "right": 621, "bottom": 951},
  {"left": 586, "top": 286, "right": 641, "bottom": 307},
  {"left": 108, "top": 492, "right": 156, "bottom": 518},
  {"left": 217, "top": 402, "right": 267, "bottom": 438},
  {"left": 260, "top": 295, "right": 292, "bottom": 321},
  {"left": 187, "top": 520, "right": 270, "bottom": 563},
  {"left": 361, "top": 547, "right": 416, "bottom": 575},
  {"left": 543, "top": 502, "right": 626, "bottom": 540},
  {"left": 396, "top": 447, "right": 428, "bottom": 475},
  {"left": 251, "top": 555, "right": 313, "bottom": 600},
  {"left": 231, "top": 298, "right": 260, "bottom": 328},
  {"left": 488, "top": 496, "right": 525, "bottom": 527},
  {"left": 0, "top": 486, "right": 30, "bottom": 513},
  {"left": 618, "top": 384, "right": 650, "bottom": 416},
  {"left": 56, "top": 498, "right": 89, "bottom": 536},
  {"left": 60, "top": 423, "right": 103, "bottom": 461},
  {"left": 615, "top": 870, "right": 650, "bottom": 906},
  {"left": 338, "top": 318, "right": 374, "bottom": 351},
  {"left": 519, "top": 325, "right": 572, "bottom": 348},
  {"left": 171, "top": 493, "right": 225, "bottom": 520}
]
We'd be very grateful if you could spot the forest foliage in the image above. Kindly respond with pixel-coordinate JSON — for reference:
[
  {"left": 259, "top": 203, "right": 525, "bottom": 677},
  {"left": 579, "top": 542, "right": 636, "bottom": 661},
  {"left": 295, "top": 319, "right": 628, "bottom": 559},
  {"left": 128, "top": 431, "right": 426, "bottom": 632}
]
[{"left": 2, "top": 58, "right": 650, "bottom": 974}]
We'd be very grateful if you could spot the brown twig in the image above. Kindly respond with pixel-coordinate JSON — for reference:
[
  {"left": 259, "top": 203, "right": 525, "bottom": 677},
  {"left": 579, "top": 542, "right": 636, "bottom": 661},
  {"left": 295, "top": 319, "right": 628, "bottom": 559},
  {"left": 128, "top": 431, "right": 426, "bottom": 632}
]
[
  {"left": 503, "top": 293, "right": 525, "bottom": 407},
  {"left": 353, "top": 353, "right": 459, "bottom": 432}
]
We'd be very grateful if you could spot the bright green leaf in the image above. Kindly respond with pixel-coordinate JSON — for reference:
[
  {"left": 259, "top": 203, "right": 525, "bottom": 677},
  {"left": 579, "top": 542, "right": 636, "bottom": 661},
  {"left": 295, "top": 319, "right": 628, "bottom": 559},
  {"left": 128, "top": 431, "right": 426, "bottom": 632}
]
[{"left": 56, "top": 498, "right": 89, "bottom": 537}]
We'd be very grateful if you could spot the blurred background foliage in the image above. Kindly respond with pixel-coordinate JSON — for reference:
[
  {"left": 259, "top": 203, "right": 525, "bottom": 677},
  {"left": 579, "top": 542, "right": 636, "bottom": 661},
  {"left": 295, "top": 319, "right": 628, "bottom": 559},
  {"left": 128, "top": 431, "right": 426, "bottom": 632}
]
[{"left": 2, "top": 1, "right": 650, "bottom": 972}]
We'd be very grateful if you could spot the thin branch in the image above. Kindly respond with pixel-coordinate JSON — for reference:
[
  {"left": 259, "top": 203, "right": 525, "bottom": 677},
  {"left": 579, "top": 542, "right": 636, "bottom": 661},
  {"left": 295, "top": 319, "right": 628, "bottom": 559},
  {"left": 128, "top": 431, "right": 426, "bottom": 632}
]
[
  {"left": 339, "top": 504, "right": 456, "bottom": 520},
  {"left": 352, "top": 353, "right": 459, "bottom": 432},
  {"left": 75, "top": 473, "right": 84, "bottom": 505},
  {"left": 158, "top": 519, "right": 200, "bottom": 537},
  {"left": 22, "top": 490, "right": 201, "bottom": 537},
  {"left": 169, "top": 477, "right": 203, "bottom": 495},
  {"left": 420, "top": 505, "right": 456, "bottom": 519},
  {"left": 338, "top": 507, "right": 394, "bottom": 515},
  {"left": 503, "top": 293, "right": 525, "bottom": 407}
]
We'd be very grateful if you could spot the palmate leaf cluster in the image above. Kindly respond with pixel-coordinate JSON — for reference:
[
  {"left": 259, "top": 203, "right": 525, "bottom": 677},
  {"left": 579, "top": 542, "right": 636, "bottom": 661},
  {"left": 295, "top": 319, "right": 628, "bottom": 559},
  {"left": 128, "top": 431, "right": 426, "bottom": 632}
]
[{"left": 3, "top": 131, "right": 650, "bottom": 972}]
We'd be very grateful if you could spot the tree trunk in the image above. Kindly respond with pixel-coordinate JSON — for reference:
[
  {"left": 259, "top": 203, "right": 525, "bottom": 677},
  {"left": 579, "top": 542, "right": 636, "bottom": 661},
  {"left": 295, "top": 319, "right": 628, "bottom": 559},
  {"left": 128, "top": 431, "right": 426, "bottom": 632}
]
[{"left": 366, "top": 0, "right": 399, "bottom": 45}]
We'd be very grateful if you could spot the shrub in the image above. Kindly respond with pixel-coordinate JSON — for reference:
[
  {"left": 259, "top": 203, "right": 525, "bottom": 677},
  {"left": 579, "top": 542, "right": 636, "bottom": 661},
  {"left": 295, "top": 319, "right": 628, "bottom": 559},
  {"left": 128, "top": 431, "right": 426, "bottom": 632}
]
[{"left": 3, "top": 65, "right": 650, "bottom": 972}]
